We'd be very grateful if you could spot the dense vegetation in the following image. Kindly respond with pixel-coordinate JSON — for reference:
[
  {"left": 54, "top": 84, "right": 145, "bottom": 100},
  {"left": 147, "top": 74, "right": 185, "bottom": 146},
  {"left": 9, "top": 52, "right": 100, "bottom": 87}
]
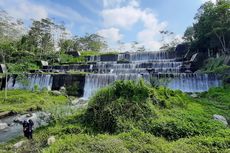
[
  {"left": 199, "top": 55, "right": 230, "bottom": 73},
  {"left": 183, "top": 0, "right": 230, "bottom": 56},
  {"left": 0, "top": 81, "right": 229, "bottom": 153},
  {"left": 0, "top": 11, "right": 108, "bottom": 73}
]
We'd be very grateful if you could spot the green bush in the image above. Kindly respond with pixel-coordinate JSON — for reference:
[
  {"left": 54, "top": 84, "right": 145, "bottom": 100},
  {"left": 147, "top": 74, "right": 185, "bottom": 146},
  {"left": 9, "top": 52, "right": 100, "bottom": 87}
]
[
  {"left": 60, "top": 53, "right": 86, "bottom": 64},
  {"left": 65, "top": 81, "right": 80, "bottom": 96},
  {"left": 83, "top": 80, "right": 153, "bottom": 133},
  {"left": 200, "top": 56, "right": 230, "bottom": 73}
]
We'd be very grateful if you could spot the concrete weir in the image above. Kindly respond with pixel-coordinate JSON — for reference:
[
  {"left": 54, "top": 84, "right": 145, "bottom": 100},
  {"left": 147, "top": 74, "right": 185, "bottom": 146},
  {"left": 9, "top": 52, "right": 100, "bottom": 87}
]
[{"left": 5, "top": 51, "right": 222, "bottom": 99}]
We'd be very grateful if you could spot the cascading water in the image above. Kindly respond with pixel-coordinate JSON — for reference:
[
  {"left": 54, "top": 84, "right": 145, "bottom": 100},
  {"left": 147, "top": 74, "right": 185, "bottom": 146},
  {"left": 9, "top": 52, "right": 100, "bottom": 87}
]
[
  {"left": 156, "top": 73, "right": 221, "bottom": 92},
  {"left": 7, "top": 74, "right": 53, "bottom": 91},
  {"left": 83, "top": 51, "right": 222, "bottom": 99},
  {"left": 83, "top": 73, "right": 143, "bottom": 99}
]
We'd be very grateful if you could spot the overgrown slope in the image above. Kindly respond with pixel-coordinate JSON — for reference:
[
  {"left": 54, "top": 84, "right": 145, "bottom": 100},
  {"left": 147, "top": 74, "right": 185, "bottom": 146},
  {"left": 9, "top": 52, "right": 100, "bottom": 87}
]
[{"left": 0, "top": 81, "right": 230, "bottom": 153}]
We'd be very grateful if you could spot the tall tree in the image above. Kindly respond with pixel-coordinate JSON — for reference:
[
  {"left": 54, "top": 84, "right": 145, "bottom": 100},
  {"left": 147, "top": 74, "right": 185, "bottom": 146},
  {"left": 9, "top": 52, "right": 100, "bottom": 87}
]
[
  {"left": 19, "top": 18, "right": 69, "bottom": 59},
  {"left": 160, "top": 30, "right": 181, "bottom": 51},
  {"left": 193, "top": 0, "right": 230, "bottom": 53},
  {"left": 183, "top": 26, "right": 195, "bottom": 43},
  {"left": 60, "top": 33, "right": 107, "bottom": 52},
  {"left": 0, "top": 9, "right": 25, "bottom": 41}
]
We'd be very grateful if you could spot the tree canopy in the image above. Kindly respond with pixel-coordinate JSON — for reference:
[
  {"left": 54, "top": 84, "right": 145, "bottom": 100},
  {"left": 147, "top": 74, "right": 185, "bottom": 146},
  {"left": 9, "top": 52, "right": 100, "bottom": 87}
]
[{"left": 184, "top": 0, "right": 230, "bottom": 54}]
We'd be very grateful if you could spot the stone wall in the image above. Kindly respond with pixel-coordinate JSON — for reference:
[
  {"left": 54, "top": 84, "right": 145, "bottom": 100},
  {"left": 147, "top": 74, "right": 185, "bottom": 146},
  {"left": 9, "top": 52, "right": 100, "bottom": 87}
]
[{"left": 52, "top": 74, "right": 85, "bottom": 97}]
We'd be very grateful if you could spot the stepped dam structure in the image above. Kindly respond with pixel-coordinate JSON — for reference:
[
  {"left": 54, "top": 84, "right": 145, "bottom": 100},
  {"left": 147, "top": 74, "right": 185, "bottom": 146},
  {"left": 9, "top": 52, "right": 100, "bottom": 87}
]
[{"left": 6, "top": 51, "right": 222, "bottom": 99}]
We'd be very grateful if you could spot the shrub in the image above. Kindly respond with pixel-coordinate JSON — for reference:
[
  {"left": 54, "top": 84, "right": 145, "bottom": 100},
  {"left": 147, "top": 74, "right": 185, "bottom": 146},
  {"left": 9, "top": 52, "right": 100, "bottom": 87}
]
[
  {"left": 83, "top": 80, "right": 154, "bottom": 133},
  {"left": 66, "top": 82, "right": 80, "bottom": 96}
]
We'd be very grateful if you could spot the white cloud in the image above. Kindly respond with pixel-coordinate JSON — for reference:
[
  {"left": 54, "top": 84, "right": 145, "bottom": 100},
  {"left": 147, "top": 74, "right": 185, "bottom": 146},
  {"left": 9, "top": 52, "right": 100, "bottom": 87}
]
[
  {"left": 97, "top": 27, "right": 123, "bottom": 44},
  {"left": 102, "top": 6, "right": 142, "bottom": 28},
  {"left": 0, "top": 0, "right": 47, "bottom": 20},
  {"left": 137, "top": 10, "right": 168, "bottom": 50},
  {"left": 0, "top": 0, "right": 91, "bottom": 23},
  {"left": 201, "top": 0, "right": 216, "bottom": 4},
  {"left": 101, "top": 0, "right": 168, "bottom": 50}
]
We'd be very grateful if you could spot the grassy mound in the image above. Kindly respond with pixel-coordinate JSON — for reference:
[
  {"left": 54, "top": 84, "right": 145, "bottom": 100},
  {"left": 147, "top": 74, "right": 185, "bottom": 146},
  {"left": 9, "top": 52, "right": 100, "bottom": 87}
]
[
  {"left": 83, "top": 80, "right": 227, "bottom": 140},
  {"left": 83, "top": 80, "right": 153, "bottom": 133}
]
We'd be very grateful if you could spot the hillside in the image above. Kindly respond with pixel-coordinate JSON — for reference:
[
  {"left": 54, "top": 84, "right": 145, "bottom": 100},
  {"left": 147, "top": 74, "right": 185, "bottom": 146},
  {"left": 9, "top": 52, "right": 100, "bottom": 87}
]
[{"left": 0, "top": 81, "right": 229, "bottom": 153}]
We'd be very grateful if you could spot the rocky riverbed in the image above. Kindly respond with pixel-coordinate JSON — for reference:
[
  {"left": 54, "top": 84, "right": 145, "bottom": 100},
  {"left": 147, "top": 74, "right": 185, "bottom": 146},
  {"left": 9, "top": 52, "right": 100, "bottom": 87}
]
[{"left": 0, "top": 111, "right": 51, "bottom": 143}]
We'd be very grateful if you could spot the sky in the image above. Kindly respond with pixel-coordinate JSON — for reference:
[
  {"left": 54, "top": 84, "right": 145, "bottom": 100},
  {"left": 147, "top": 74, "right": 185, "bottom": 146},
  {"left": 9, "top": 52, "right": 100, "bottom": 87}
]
[{"left": 0, "top": 0, "right": 216, "bottom": 51}]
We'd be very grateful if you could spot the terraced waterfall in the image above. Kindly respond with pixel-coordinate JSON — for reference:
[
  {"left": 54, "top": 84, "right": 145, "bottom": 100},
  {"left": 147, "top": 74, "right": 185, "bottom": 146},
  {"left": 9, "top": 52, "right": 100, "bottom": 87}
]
[
  {"left": 6, "top": 51, "right": 222, "bottom": 99},
  {"left": 83, "top": 51, "right": 221, "bottom": 99}
]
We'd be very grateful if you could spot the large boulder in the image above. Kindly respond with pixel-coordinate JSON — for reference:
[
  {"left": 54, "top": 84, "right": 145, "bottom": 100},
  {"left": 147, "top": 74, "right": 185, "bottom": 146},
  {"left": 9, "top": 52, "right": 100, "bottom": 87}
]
[
  {"left": 47, "top": 136, "right": 56, "bottom": 145},
  {"left": 213, "top": 114, "right": 228, "bottom": 126},
  {"left": 13, "top": 140, "right": 26, "bottom": 149},
  {"left": 190, "top": 93, "right": 198, "bottom": 98},
  {"left": 0, "top": 111, "right": 15, "bottom": 119},
  {"left": 0, "top": 123, "right": 8, "bottom": 131},
  {"left": 60, "top": 86, "right": 66, "bottom": 91},
  {"left": 71, "top": 98, "right": 87, "bottom": 105},
  {"left": 14, "top": 112, "right": 51, "bottom": 127},
  {"left": 50, "top": 90, "right": 62, "bottom": 96}
]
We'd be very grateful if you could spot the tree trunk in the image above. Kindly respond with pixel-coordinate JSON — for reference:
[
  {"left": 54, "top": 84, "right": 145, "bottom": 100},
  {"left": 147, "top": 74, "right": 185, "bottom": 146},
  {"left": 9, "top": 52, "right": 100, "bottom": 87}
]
[
  {"left": 208, "top": 48, "right": 210, "bottom": 57},
  {"left": 214, "top": 31, "right": 227, "bottom": 54},
  {"left": 5, "top": 71, "right": 7, "bottom": 100},
  {"left": 1, "top": 53, "right": 7, "bottom": 100}
]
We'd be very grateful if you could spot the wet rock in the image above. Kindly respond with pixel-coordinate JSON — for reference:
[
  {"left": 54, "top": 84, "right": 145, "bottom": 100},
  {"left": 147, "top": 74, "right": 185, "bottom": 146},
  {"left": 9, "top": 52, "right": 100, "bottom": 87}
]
[
  {"left": 190, "top": 93, "right": 198, "bottom": 98},
  {"left": 50, "top": 90, "right": 62, "bottom": 96},
  {"left": 0, "top": 111, "right": 13, "bottom": 119},
  {"left": 71, "top": 98, "right": 78, "bottom": 105},
  {"left": 14, "top": 112, "right": 51, "bottom": 125},
  {"left": 47, "top": 136, "right": 56, "bottom": 145},
  {"left": 53, "top": 70, "right": 60, "bottom": 73},
  {"left": 71, "top": 98, "right": 88, "bottom": 105},
  {"left": 26, "top": 113, "right": 33, "bottom": 117},
  {"left": 37, "top": 69, "right": 44, "bottom": 73},
  {"left": 185, "top": 70, "right": 192, "bottom": 73},
  {"left": 13, "top": 140, "right": 26, "bottom": 149},
  {"left": 59, "top": 86, "right": 66, "bottom": 95},
  {"left": 0, "top": 112, "right": 51, "bottom": 143},
  {"left": 60, "top": 86, "right": 66, "bottom": 91},
  {"left": 213, "top": 114, "right": 228, "bottom": 126},
  {"left": 0, "top": 123, "right": 8, "bottom": 131}
]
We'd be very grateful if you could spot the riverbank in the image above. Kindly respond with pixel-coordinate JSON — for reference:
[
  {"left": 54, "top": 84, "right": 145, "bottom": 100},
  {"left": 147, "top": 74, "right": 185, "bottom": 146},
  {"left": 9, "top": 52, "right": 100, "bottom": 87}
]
[
  {"left": 0, "top": 89, "right": 89, "bottom": 144},
  {"left": 0, "top": 89, "right": 68, "bottom": 113}
]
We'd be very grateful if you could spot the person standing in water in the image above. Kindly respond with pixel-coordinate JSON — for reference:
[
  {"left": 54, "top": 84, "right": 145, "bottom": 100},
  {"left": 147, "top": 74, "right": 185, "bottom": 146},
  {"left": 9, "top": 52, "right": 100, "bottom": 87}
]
[
  {"left": 22, "top": 120, "right": 29, "bottom": 139},
  {"left": 27, "top": 119, "right": 34, "bottom": 139},
  {"left": 20, "top": 119, "right": 34, "bottom": 139}
]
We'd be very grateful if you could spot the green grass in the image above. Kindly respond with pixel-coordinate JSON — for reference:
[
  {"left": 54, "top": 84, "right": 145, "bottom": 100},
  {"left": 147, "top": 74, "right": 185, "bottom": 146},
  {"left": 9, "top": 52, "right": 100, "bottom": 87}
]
[
  {"left": 80, "top": 51, "right": 118, "bottom": 56},
  {"left": 60, "top": 53, "right": 86, "bottom": 64},
  {"left": 60, "top": 51, "right": 119, "bottom": 64},
  {"left": 7, "top": 62, "right": 40, "bottom": 73},
  {"left": 0, "top": 89, "right": 68, "bottom": 113},
  {"left": 66, "top": 70, "right": 90, "bottom": 75},
  {"left": 197, "top": 85, "right": 230, "bottom": 121}
]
